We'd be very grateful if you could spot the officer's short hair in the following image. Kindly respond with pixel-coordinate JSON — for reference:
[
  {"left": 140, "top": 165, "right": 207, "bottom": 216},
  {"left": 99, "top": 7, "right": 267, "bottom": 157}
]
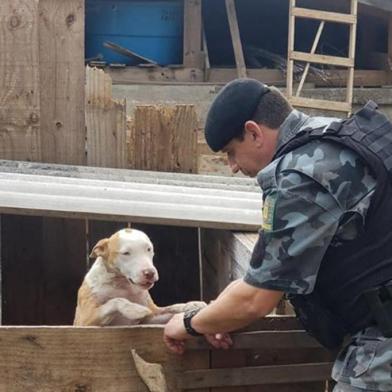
[
  {"left": 204, "top": 79, "right": 292, "bottom": 152},
  {"left": 252, "top": 87, "right": 292, "bottom": 130}
]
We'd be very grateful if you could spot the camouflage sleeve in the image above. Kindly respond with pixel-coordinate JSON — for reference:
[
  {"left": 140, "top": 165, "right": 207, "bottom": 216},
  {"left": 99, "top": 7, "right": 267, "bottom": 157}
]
[{"left": 244, "top": 170, "right": 344, "bottom": 294}]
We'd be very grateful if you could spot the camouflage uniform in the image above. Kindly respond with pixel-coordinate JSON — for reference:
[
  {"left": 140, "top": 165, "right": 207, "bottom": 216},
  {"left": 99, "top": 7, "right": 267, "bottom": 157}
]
[{"left": 243, "top": 110, "right": 392, "bottom": 391}]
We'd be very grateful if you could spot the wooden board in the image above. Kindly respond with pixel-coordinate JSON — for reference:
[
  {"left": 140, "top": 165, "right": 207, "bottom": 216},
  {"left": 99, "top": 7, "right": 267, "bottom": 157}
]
[
  {"left": 200, "top": 229, "right": 259, "bottom": 302},
  {"left": 38, "top": 0, "right": 85, "bottom": 165},
  {"left": 0, "top": 0, "right": 41, "bottom": 161},
  {"left": 225, "top": 0, "right": 247, "bottom": 79},
  {"left": 0, "top": 326, "right": 209, "bottom": 392},
  {"left": 183, "top": 0, "right": 203, "bottom": 68},
  {"left": 130, "top": 105, "right": 198, "bottom": 174},
  {"left": 86, "top": 66, "right": 127, "bottom": 168}
]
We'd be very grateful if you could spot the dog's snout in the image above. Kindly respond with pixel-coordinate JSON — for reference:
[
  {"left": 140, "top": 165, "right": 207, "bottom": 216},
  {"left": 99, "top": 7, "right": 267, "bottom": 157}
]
[{"left": 143, "top": 268, "right": 156, "bottom": 281}]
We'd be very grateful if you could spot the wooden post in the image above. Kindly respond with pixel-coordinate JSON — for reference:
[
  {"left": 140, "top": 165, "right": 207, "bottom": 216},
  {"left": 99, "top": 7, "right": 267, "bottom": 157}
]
[
  {"left": 183, "top": 0, "right": 203, "bottom": 69},
  {"left": 130, "top": 105, "right": 198, "bottom": 173},
  {"left": 0, "top": 0, "right": 41, "bottom": 161},
  {"left": 86, "top": 66, "right": 127, "bottom": 168},
  {"left": 346, "top": 0, "right": 358, "bottom": 113},
  {"left": 225, "top": 0, "right": 247, "bottom": 79},
  {"left": 38, "top": 0, "right": 86, "bottom": 165},
  {"left": 287, "top": 0, "right": 296, "bottom": 99},
  {"left": 388, "top": 14, "right": 392, "bottom": 70},
  {"left": 1, "top": 0, "right": 87, "bottom": 326}
]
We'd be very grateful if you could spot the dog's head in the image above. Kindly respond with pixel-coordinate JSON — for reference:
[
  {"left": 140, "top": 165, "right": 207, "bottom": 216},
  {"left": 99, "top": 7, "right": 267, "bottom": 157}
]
[{"left": 90, "top": 228, "right": 158, "bottom": 289}]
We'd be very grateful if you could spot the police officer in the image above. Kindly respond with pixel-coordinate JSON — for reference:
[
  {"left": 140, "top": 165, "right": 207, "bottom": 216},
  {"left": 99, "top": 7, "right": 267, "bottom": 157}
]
[{"left": 163, "top": 78, "right": 392, "bottom": 392}]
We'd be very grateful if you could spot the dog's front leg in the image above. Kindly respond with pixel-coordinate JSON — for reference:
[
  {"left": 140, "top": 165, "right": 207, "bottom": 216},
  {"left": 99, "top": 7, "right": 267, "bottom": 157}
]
[
  {"left": 145, "top": 301, "right": 207, "bottom": 324},
  {"left": 98, "top": 298, "right": 153, "bottom": 325}
]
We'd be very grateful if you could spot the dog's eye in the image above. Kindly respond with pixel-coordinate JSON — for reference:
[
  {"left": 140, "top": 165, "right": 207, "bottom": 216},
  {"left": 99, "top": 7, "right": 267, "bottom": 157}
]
[
  {"left": 147, "top": 247, "right": 152, "bottom": 252},
  {"left": 122, "top": 251, "right": 131, "bottom": 256}
]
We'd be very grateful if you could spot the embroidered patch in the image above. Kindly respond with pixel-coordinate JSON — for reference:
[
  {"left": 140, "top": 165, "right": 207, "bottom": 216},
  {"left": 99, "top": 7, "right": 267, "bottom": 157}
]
[{"left": 262, "top": 193, "right": 277, "bottom": 231}]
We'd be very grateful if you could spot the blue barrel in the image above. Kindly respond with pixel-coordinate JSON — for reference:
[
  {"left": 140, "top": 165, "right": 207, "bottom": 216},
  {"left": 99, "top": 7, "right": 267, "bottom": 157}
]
[{"left": 86, "top": 0, "right": 184, "bottom": 66}]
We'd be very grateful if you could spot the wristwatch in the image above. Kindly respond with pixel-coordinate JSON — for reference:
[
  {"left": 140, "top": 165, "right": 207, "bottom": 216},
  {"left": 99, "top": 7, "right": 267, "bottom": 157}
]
[{"left": 183, "top": 308, "right": 202, "bottom": 337}]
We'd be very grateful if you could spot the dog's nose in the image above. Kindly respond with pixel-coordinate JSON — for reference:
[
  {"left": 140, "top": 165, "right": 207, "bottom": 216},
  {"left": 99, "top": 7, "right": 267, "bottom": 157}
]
[{"left": 143, "top": 269, "right": 156, "bottom": 281}]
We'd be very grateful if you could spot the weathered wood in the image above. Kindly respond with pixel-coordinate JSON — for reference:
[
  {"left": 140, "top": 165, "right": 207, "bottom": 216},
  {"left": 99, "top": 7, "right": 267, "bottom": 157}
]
[
  {"left": 183, "top": 0, "right": 203, "bottom": 68},
  {"left": 130, "top": 105, "right": 198, "bottom": 173},
  {"left": 225, "top": 0, "right": 247, "bottom": 79},
  {"left": 86, "top": 66, "right": 127, "bottom": 168},
  {"left": 290, "top": 96, "right": 352, "bottom": 112},
  {"left": 388, "top": 14, "right": 392, "bottom": 70},
  {"left": 290, "top": 51, "right": 354, "bottom": 68},
  {"left": 38, "top": 0, "right": 85, "bottom": 165},
  {"left": 0, "top": 326, "right": 209, "bottom": 392},
  {"left": 287, "top": 0, "right": 296, "bottom": 98},
  {"left": 107, "top": 66, "right": 205, "bottom": 84},
  {"left": 292, "top": 7, "right": 356, "bottom": 24},
  {"left": 200, "top": 229, "right": 259, "bottom": 301},
  {"left": 178, "top": 363, "right": 333, "bottom": 389},
  {"left": 0, "top": 0, "right": 41, "bottom": 161},
  {"left": 190, "top": 330, "right": 324, "bottom": 350}
]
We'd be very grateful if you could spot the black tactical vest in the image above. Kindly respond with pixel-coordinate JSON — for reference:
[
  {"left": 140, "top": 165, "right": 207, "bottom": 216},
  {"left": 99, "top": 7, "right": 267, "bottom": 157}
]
[{"left": 273, "top": 101, "right": 392, "bottom": 348}]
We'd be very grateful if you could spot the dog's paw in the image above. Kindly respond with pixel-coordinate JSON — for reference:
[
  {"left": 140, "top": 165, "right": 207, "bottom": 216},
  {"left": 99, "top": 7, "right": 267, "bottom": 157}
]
[
  {"left": 184, "top": 301, "right": 207, "bottom": 312},
  {"left": 117, "top": 299, "right": 152, "bottom": 320}
]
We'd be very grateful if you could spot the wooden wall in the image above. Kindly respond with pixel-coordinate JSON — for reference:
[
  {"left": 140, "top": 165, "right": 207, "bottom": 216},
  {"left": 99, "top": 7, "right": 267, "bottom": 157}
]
[{"left": 0, "top": 0, "right": 86, "bottom": 325}]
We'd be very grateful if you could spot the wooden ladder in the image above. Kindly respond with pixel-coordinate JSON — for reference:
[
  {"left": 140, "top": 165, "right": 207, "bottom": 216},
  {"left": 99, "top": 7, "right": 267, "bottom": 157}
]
[{"left": 286, "top": 0, "right": 358, "bottom": 114}]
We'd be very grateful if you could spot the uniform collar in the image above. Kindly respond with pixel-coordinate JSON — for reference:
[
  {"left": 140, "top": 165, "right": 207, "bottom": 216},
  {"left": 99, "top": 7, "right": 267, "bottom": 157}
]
[{"left": 276, "top": 109, "right": 309, "bottom": 151}]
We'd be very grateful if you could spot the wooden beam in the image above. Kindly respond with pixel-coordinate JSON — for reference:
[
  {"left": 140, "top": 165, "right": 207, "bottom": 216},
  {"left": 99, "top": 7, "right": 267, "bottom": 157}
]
[
  {"left": 225, "top": 0, "right": 247, "bottom": 78},
  {"left": 130, "top": 105, "right": 198, "bottom": 173},
  {"left": 183, "top": 0, "right": 203, "bottom": 68},
  {"left": 287, "top": 0, "right": 296, "bottom": 98},
  {"left": 0, "top": 326, "right": 208, "bottom": 392},
  {"left": 292, "top": 7, "right": 356, "bottom": 24},
  {"left": 178, "top": 363, "right": 333, "bottom": 389},
  {"left": 38, "top": 0, "right": 86, "bottom": 165},
  {"left": 347, "top": 0, "right": 358, "bottom": 110},
  {"left": 86, "top": 66, "right": 127, "bottom": 168},
  {"left": 388, "top": 14, "right": 392, "bottom": 70},
  {"left": 290, "top": 96, "right": 351, "bottom": 112},
  {"left": 296, "top": 21, "right": 325, "bottom": 97},
  {"left": 290, "top": 51, "right": 354, "bottom": 67},
  {"left": 0, "top": 0, "right": 41, "bottom": 161}
]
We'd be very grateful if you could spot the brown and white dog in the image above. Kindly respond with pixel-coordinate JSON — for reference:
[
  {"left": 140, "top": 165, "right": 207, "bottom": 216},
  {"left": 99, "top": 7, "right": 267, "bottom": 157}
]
[{"left": 74, "top": 228, "right": 205, "bottom": 326}]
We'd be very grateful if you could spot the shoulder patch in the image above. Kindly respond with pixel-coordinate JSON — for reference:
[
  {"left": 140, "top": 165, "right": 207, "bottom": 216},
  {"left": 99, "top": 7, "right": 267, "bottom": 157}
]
[{"left": 262, "top": 193, "right": 277, "bottom": 231}]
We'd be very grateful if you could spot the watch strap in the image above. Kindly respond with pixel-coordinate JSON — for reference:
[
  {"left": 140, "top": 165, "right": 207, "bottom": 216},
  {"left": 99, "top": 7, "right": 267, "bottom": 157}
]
[{"left": 183, "top": 308, "right": 202, "bottom": 337}]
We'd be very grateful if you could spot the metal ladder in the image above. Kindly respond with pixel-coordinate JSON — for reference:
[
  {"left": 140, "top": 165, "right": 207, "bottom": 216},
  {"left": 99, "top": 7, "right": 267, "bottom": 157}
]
[{"left": 286, "top": 0, "right": 358, "bottom": 115}]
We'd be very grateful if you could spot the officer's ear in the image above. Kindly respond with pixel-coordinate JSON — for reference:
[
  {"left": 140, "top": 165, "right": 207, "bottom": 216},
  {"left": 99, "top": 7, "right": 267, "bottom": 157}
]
[{"left": 244, "top": 120, "right": 264, "bottom": 147}]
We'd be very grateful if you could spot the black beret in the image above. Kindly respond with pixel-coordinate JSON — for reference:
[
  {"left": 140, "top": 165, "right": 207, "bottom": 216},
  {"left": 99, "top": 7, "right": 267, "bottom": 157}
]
[{"left": 205, "top": 79, "right": 270, "bottom": 152}]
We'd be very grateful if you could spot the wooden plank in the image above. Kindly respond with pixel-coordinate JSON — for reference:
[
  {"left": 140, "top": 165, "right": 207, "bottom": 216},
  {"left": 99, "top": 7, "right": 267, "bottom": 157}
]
[
  {"left": 290, "top": 96, "right": 351, "bottom": 112},
  {"left": 208, "top": 68, "right": 392, "bottom": 87},
  {"left": 287, "top": 0, "right": 296, "bottom": 98},
  {"left": 178, "top": 363, "right": 333, "bottom": 389},
  {"left": 86, "top": 66, "right": 127, "bottom": 168},
  {"left": 0, "top": 326, "right": 209, "bottom": 392},
  {"left": 0, "top": 0, "right": 41, "bottom": 161},
  {"left": 107, "top": 66, "right": 205, "bottom": 84},
  {"left": 347, "top": 0, "right": 358, "bottom": 112},
  {"left": 38, "top": 0, "right": 85, "bottom": 165},
  {"left": 290, "top": 51, "right": 354, "bottom": 67},
  {"left": 389, "top": 14, "right": 392, "bottom": 70},
  {"left": 225, "top": 0, "right": 247, "bottom": 78},
  {"left": 296, "top": 21, "right": 325, "bottom": 97},
  {"left": 130, "top": 105, "right": 198, "bottom": 173},
  {"left": 183, "top": 0, "right": 203, "bottom": 68},
  {"left": 190, "top": 330, "right": 324, "bottom": 350},
  {"left": 292, "top": 7, "right": 356, "bottom": 24}
]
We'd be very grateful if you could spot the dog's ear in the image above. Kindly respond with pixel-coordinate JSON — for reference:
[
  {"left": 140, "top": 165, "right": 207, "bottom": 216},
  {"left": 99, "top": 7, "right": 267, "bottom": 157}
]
[{"left": 90, "top": 238, "right": 109, "bottom": 259}]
